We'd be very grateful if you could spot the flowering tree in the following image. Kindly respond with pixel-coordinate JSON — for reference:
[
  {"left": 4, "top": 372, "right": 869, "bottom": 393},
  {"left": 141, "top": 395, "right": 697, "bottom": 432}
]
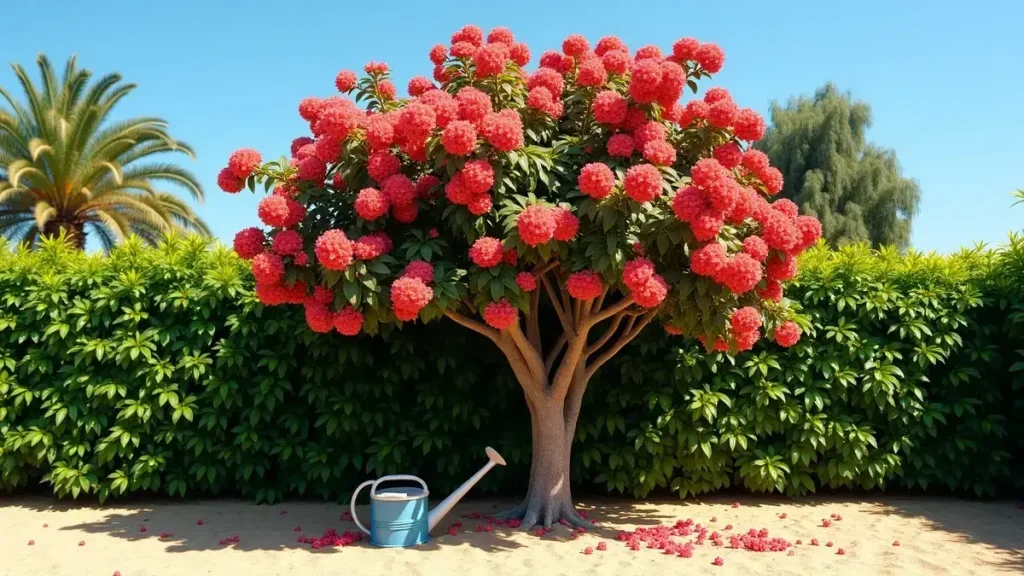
[{"left": 219, "top": 25, "right": 820, "bottom": 529}]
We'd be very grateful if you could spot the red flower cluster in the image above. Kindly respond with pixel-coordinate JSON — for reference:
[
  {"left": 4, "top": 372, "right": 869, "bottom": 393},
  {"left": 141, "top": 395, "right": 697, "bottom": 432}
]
[
  {"left": 314, "top": 230, "right": 353, "bottom": 270},
  {"left": 553, "top": 207, "right": 579, "bottom": 241},
  {"left": 517, "top": 205, "right": 557, "bottom": 246},
  {"left": 233, "top": 228, "right": 266, "bottom": 259},
  {"left": 258, "top": 196, "right": 304, "bottom": 228},
  {"left": 483, "top": 299, "right": 518, "bottom": 330},
  {"left": 578, "top": 163, "right": 615, "bottom": 199},
  {"left": 390, "top": 277, "right": 433, "bottom": 321},
  {"left": 774, "top": 321, "right": 801, "bottom": 347},
  {"left": 469, "top": 236, "right": 504, "bottom": 268},
  {"left": 623, "top": 164, "right": 662, "bottom": 203},
  {"left": 515, "top": 272, "right": 537, "bottom": 292},
  {"left": 567, "top": 270, "right": 603, "bottom": 300}
]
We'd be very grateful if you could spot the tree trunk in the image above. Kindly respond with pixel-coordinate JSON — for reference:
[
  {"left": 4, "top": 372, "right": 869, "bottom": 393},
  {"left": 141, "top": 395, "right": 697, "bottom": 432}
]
[
  {"left": 518, "top": 399, "right": 575, "bottom": 528},
  {"left": 41, "top": 220, "right": 86, "bottom": 249},
  {"left": 443, "top": 298, "right": 654, "bottom": 530},
  {"left": 501, "top": 369, "right": 592, "bottom": 529}
]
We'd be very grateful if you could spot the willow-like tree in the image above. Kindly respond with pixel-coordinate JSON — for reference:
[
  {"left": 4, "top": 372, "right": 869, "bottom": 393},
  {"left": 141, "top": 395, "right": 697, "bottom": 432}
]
[
  {"left": 756, "top": 83, "right": 919, "bottom": 250},
  {"left": 220, "top": 25, "right": 820, "bottom": 528},
  {"left": 0, "top": 55, "right": 207, "bottom": 249}
]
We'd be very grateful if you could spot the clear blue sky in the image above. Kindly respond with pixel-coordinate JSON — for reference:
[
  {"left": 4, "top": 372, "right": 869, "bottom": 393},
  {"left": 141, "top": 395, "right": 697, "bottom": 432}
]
[{"left": 4, "top": 0, "right": 1022, "bottom": 253}]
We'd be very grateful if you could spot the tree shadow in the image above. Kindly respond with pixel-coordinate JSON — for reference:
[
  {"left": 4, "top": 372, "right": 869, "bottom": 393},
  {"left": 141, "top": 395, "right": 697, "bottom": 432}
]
[
  {"left": 4, "top": 493, "right": 1022, "bottom": 572},
  {"left": 2, "top": 495, "right": 658, "bottom": 555},
  {"left": 859, "top": 496, "right": 1024, "bottom": 573}
]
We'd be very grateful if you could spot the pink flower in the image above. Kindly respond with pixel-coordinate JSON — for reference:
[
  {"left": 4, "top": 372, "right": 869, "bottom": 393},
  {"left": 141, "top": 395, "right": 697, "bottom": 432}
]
[
  {"left": 217, "top": 167, "right": 244, "bottom": 193},
  {"left": 469, "top": 237, "right": 504, "bottom": 268},
  {"left": 462, "top": 160, "right": 495, "bottom": 194},
  {"left": 483, "top": 299, "right": 518, "bottom": 330},
  {"left": 480, "top": 109, "right": 524, "bottom": 151},
  {"left": 517, "top": 205, "right": 557, "bottom": 246},
  {"left": 456, "top": 87, "right": 493, "bottom": 124},
  {"left": 601, "top": 50, "right": 631, "bottom": 75},
  {"left": 509, "top": 42, "right": 531, "bottom": 66},
  {"left": 592, "top": 90, "right": 628, "bottom": 124},
  {"left": 577, "top": 59, "right": 607, "bottom": 87},
  {"left": 567, "top": 270, "right": 603, "bottom": 300},
  {"left": 335, "top": 70, "right": 357, "bottom": 92},
  {"left": 607, "top": 134, "right": 634, "bottom": 157},
  {"left": 672, "top": 37, "right": 700, "bottom": 62},
  {"left": 775, "top": 321, "right": 801, "bottom": 347},
  {"left": 628, "top": 59, "right": 662, "bottom": 103},
  {"left": 623, "top": 164, "right": 662, "bottom": 203},
  {"left": 390, "top": 277, "right": 433, "bottom": 321},
  {"left": 633, "top": 275, "right": 667, "bottom": 308},
  {"left": 643, "top": 140, "right": 676, "bottom": 166},
  {"left": 515, "top": 272, "right": 537, "bottom": 292},
  {"left": 315, "top": 230, "right": 353, "bottom": 270},
  {"left": 442, "top": 120, "right": 478, "bottom": 156},
  {"left": 562, "top": 34, "right": 590, "bottom": 56},
  {"left": 233, "top": 228, "right": 266, "bottom": 260},
  {"left": 553, "top": 207, "right": 579, "bottom": 241},
  {"left": 354, "top": 187, "right": 389, "bottom": 221},
  {"left": 227, "top": 148, "right": 262, "bottom": 179},
  {"left": 407, "top": 75, "right": 434, "bottom": 97},
  {"left": 578, "top": 163, "right": 615, "bottom": 199},
  {"left": 672, "top": 186, "right": 706, "bottom": 223},
  {"left": 367, "top": 150, "right": 401, "bottom": 182},
  {"left": 696, "top": 43, "right": 725, "bottom": 73},
  {"left": 474, "top": 43, "right": 509, "bottom": 77},
  {"left": 712, "top": 557, "right": 724, "bottom": 566}
]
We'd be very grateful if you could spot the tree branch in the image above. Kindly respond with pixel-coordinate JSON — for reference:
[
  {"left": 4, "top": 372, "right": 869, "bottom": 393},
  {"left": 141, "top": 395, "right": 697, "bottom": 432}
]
[
  {"left": 592, "top": 286, "right": 609, "bottom": 313},
  {"left": 586, "top": 313, "right": 625, "bottom": 356},
  {"left": 585, "top": 310, "right": 657, "bottom": 380},
  {"left": 533, "top": 260, "right": 560, "bottom": 275},
  {"left": 444, "top": 309, "right": 500, "bottom": 343},
  {"left": 544, "top": 334, "right": 567, "bottom": 374},
  {"left": 589, "top": 296, "right": 635, "bottom": 326},
  {"left": 526, "top": 287, "right": 541, "bottom": 351},
  {"left": 507, "top": 320, "right": 546, "bottom": 385},
  {"left": 541, "top": 272, "right": 575, "bottom": 337},
  {"left": 551, "top": 302, "right": 593, "bottom": 401},
  {"left": 445, "top": 309, "right": 542, "bottom": 399}
]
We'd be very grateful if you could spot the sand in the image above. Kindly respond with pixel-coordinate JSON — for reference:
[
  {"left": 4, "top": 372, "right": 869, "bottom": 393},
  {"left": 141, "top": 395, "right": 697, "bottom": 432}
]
[{"left": 2, "top": 494, "right": 1022, "bottom": 576}]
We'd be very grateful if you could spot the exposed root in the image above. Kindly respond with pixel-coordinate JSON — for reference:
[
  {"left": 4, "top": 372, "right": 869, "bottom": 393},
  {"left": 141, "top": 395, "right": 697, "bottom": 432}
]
[
  {"left": 504, "top": 497, "right": 591, "bottom": 531},
  {"left": 492, "top": 502, "right": 527, "bottom": 520},
  {"left": 562, "top": 507, "right": 597, "bottom": 530}
]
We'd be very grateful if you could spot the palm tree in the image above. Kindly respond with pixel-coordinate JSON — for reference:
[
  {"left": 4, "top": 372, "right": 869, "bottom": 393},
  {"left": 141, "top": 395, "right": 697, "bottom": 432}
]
[{"left": 0, "top": 54, "right": 208, "bottom": 250}]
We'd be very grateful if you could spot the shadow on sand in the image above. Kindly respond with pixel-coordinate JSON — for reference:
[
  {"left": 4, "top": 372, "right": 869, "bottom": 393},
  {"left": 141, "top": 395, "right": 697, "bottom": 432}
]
[{"left": 3, "top": 492, "right": 1023, "bottom": 571}]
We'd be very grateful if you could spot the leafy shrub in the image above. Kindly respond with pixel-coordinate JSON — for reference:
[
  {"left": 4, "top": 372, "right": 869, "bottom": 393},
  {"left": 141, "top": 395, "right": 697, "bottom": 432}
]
[{"left": 1, "top": 235, "right": 1021, "bottom": 502}]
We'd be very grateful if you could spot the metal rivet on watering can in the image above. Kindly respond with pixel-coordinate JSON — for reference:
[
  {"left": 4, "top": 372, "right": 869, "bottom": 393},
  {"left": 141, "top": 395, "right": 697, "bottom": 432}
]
[{"left": 351, "top": 447, "right": 506, "bottom": 548}]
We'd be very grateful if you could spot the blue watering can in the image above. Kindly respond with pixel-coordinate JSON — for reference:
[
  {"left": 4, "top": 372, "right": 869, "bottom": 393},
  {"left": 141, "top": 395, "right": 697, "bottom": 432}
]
[{"left": 350, "top": 447, "right": 506, "bottom": 547}]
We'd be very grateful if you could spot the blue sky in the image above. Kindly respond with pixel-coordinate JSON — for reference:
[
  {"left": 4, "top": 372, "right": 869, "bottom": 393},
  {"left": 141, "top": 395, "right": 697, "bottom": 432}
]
[{"left": 3, "top": 0, "right": 1022, "bottom": 253}]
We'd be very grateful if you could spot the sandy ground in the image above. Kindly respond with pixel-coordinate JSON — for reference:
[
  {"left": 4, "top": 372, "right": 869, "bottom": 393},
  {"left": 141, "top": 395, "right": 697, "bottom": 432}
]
[{"left": 1, "top": 494, "right": 1022, "bottom": 576}]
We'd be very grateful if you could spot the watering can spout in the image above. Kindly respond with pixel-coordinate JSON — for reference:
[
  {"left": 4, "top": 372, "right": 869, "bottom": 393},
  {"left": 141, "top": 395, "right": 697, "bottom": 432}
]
[{"left": 427, "top": 447, "right": 506, "bottom": 531}]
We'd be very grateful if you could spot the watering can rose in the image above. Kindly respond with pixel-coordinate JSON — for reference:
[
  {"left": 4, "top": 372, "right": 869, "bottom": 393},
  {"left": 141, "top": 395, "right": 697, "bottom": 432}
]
[{"left": 220, "top": 24, "right": 819, "bottom": 528}]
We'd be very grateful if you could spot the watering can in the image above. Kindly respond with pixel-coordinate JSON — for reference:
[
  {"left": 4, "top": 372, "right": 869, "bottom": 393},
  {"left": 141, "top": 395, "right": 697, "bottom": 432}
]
[{"left": 350, "top": 446, "right": 506, "bottom": 547}]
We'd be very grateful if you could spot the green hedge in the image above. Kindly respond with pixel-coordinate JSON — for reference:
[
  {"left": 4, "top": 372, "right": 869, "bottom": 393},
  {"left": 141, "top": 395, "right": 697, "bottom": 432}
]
[{"left": 1, "top": 235, "right": 1021, "bottom": 503}]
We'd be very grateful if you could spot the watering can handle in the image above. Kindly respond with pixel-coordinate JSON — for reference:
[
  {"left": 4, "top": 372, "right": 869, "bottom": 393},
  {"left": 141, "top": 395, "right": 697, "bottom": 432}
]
[
  {"left": 350, "top": 480, "right": 374, "bottom": 535},
  {"left": 370, "top": 474, "right": 429, "bottom": 497}
]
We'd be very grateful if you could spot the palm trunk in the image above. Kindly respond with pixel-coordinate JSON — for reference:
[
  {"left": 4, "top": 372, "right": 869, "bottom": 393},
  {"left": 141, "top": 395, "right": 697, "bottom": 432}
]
[{"left": 41, "top": 220, "right": 86, "bottom": 249}]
